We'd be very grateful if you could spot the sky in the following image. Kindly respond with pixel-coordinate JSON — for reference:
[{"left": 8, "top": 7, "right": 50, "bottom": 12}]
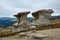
[{"left": 0, "top": 0, "right": 60, "bottom": 17}]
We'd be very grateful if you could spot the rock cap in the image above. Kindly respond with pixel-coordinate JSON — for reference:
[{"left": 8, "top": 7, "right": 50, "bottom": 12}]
[{"left": 14, "top": 11, "right": 30, "bottom": 17}]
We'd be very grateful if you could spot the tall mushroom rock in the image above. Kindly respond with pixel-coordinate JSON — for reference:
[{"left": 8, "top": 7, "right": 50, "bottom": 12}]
[
  {"left": 14, "top": 11, "right": 30, "bottom": 24},
  {"left": 31, "top": 9, "right": 54, "bottom": 26},
  {"left": 13, "top": 11, "right": 30, "bottom": 29}
]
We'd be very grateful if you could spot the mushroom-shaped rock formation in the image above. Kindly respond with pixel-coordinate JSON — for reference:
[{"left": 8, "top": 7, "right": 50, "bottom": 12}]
[
  {"left": 14, "top": 11, "right": 30, "bottom": 24},
  {"left": 14, "top": 11, "right": 30, "bottom": 29},
  {"left": 31, "top": 9, "right": 54, "bottom": 26}
]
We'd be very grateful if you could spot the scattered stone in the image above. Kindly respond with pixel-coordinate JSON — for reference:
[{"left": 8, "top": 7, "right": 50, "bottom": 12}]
[
  {"left": 13, "top": 23, "right": 18, "bottom": 28},
  {"left": 29, "top": 26, "right": 36, "bottom": 29},
  {"left": 19, "top": 32, "right": 26, "bottom": 36},
  {"left": 32, "top": 33, "right": 47, "bottom": 39}
]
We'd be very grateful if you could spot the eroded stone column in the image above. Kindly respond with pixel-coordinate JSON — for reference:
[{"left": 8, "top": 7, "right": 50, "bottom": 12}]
[
  {"left": 19, "top": 12, "right": 30, "bottom": 22},
  {"left": 13, "top": 11, "right": 30, "bottom": 28},
  {"left": 32, "top": 9, "right": 54, "bottom": 26},
  {"left": 14, "top": 11, "right": 30, "bottom": 24}
]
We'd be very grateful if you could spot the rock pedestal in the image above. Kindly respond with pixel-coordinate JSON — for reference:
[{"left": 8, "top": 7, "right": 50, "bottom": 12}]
[
  {"left": 14, "top": 11, "right": 30, "bottom": 24},
  {"left": 31, "top": 9, "right": 54, "bottom": 26},
  {"left": 14, "top": 11, "right": 30, "bottom": 28}
]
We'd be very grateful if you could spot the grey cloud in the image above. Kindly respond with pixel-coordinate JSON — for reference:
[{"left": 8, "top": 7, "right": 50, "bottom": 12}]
[{"left": 0, "top": 0, "right": 60, "bottom": 17}]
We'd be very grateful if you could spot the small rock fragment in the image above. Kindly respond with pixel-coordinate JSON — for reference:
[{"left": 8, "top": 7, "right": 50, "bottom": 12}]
[
  {"left": 29, "top": 26, "right": 36, "bottom": 29},
  {"left": 19, "top": 32, "right": 26, "bottom": 36},
  {"left": 32, "top": 33, "right": 47, "bottom": 39}
]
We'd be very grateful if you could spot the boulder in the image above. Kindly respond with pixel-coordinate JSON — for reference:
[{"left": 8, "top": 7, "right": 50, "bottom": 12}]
[
  {"left": 19, "top": 32, "right": 26, "bottom": 36},
  {"left": 29, "top": 26, "right": 36, "bottom": 29},
  {"left": 32, "top": 33, "right": 47, "bottom": 39}
]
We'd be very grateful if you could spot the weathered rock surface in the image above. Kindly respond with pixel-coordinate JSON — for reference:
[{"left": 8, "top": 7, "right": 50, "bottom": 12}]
[
  {"left": 0, "top": 28, "right": 60, "bottom": 40},
  {"left": 14, "top": 11, "right": 30, "bottom": 24},
  {"left": 31, "top": 9, "right": 54, "bottom": 26},
  {"left": 13, "top": 11, "right": 30, "bottom": 29}
]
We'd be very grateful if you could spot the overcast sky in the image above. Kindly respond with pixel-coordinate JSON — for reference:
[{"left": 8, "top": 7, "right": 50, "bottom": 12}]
[{"left": 0, "top": 0, "right": 60, "bottom": 17}]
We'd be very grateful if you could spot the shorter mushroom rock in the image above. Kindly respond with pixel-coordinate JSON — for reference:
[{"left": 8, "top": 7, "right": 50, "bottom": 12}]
[
  {"left": 29, "top": 26, "right": 36, "bottom": 29},
  {"left": 32, "top": 33, "right": 47, "bottom": 39}
]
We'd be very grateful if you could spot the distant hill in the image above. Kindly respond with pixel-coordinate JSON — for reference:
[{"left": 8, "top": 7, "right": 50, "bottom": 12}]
[
  {"left": 0, "top": 16, "right": 60, "bottom": 28},
  {"left": 0, "top": 17, "right": 17, "bottom": 28},
  {"left": 50, "top": 15, "right": 60, "bottom": 20}
]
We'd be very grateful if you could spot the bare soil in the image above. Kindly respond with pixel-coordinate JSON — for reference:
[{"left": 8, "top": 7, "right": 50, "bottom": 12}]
[{"left": 0, "top": 28, "right": 60, "bottom": 40}]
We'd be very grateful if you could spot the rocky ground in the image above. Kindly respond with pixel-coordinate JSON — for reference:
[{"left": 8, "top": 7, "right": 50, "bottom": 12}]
[{"left": 0, "top": 28, "right": 60, "bottom": 40}]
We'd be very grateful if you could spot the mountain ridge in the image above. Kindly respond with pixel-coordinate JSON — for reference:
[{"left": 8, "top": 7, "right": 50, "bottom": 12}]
[{"left": 0, "top": 16, "right": 60, "bottom": 28}]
